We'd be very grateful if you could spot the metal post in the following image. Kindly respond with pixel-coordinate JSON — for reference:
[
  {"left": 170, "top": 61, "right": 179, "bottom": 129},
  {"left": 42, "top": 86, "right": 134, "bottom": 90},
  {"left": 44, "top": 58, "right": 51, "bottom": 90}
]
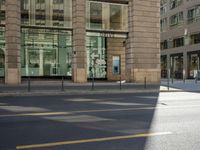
[
  {"left": 120, "top": 75, "right": 122, "bottom": 90},
  {"left": 168, "top": 69, "right": 170, "bottom": 91},
  {"left": 183, "top": 69, "right": 186, "bottom": 84},
  {"left": 28, "top": 76, "right": 30, "bottom": 92},
  {"left": 195, "top": 76, "right": 198, "bottom": 84},
  {"left": 144, "top": 77, "right": 147, "bottom": 89},
  {"left": 171, "top": 72, "right": 173, "bottom": 84},
  {"left": 61, "top": 76, "right": 64, "bottom": 91},
  {"left": 92, "top": 73, "right": 94, "bottom": 90}
]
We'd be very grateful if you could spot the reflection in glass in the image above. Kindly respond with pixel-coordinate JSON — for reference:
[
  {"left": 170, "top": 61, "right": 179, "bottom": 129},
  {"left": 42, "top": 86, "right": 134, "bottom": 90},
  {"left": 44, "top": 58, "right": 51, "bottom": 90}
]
[
  {"left": 90, "top": 2, "right": 102, "bottom": 29},
  {"left": 20, "top": 0, "right": 72, "bottom": 28},
  {"left": 21, "top": 28, "right": 72, "bottom": 77},
  {"left": 110, "top": 5, "right": 121, "bottom": 30},
  {"left": 87, "top": 1, "right": 127, "bottom": 31},
  {"left": 87, "top": 34, "right": 106, "bottom": 79}
]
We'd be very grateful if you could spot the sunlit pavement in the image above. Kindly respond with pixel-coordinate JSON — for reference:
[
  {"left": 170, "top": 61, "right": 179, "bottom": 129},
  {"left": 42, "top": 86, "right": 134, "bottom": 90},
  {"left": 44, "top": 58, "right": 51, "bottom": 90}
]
[
  {"left": 0, "top": 91, "right": 200, "bottom": 150},
  {"left": 145, "top": 92, "right": 200, "bottom": 150}
]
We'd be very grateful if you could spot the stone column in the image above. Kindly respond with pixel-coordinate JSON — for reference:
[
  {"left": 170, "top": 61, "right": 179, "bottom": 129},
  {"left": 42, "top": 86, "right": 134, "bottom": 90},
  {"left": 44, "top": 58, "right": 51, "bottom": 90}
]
[
  {"left": 5, "top": 0, "right": 21, "bottom": 84},
  {"left": 72, "top": 0, "right": 87, "bottom": 83},
  {"left": 126, "top": 0, "right": 160, "bottom": 83}
]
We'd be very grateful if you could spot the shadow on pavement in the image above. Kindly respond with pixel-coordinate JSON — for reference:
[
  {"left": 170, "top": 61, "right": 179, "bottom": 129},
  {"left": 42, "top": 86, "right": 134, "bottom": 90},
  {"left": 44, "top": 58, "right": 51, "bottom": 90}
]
[{"left": 0, "top": 92, "right": 160, "bottom": 150}]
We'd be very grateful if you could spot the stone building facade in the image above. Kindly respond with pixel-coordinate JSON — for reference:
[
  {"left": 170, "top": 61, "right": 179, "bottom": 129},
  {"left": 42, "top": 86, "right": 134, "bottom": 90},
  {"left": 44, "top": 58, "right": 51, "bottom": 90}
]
[{"left": 0, "top": 0, "right": 160, "bottom": 84}]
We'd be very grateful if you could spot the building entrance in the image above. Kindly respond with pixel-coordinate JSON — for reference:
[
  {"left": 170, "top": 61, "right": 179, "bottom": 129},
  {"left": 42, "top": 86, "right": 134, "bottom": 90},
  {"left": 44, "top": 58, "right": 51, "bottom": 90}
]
[
  {"left": 188, "top": 51, "right": 200, "bottom": 79},
  {"left": 170, "top": 54, "right": 183, "bottom": 79}
]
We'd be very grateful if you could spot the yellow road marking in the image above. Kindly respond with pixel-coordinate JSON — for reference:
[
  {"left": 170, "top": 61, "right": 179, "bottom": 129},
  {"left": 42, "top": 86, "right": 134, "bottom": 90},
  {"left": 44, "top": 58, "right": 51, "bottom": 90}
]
[{"left": 16, "top": 132, "right": 172, "bottom": 149}]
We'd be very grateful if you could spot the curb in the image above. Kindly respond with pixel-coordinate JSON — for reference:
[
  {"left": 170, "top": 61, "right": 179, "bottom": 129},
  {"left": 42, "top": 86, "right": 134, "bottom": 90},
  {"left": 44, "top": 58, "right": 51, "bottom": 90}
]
[{"left": 0, "top": 89, "right": 196, "bottom": 97}]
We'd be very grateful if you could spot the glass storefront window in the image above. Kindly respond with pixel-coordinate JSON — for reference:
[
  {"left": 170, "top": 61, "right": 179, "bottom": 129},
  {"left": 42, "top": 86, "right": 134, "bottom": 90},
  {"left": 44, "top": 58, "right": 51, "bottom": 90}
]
[
  {"left": 86, "top": 33, "right": 107, "bottom": 79},
  {"left": 190, "top": 33, "right": 200, "bottom": 44},
  {"left": 87, "top": 1, "right": 128, "bottom": 32},
  {"left": 188, "top": 53, "right": 200, "bottom": 78},
  {"left": 171, "top": 55, "right": 183, "bottom": 79},
  {"left": 161, "top": 55, "right": 167, "bottom": 78},
  {"left": 0, "top": 27, "right": 5, "bottom": 77},
  {"left": 21, "top": 28, "right": 72, "bottom": 77},
  {"left": 21, "top": 0, "right": 72, "bottom": 28}
]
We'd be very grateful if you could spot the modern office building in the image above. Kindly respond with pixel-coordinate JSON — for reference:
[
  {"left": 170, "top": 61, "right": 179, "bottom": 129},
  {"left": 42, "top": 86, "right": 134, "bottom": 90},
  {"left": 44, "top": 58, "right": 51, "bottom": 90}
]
[
  {"left": 0, "top": 0, "right": 160, "bottom": 84},
  {"left": 160, "top": 0, "right": 200, "bottom": 79}
]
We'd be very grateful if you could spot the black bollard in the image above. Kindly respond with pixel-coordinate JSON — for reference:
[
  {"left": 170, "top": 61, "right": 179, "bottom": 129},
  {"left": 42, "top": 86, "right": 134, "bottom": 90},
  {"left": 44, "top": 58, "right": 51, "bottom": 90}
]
[
  {"left": 144, "top": 77, "right": 147, "bottom": 89},
  {"left": 61, "top": 76, "right": 64, "bottom": 91},
  {"left": 120, "top": 75, "right": 122, "bottom": 90},
  {"left": 28, "top": 76, "right": 31, "bottom": 92},
  {"left": 92, "top": 74, "right": 94, "bottom": 90}
]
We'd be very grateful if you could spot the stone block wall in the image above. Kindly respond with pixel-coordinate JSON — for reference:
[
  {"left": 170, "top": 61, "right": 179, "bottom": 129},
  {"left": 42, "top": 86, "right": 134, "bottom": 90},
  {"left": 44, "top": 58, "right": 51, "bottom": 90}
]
[
  {"left": 5, "top": 0, "right": 21, "bottom": 84},
  {"left": 126, "top": 0, "right": 160, "bottom": 83}
]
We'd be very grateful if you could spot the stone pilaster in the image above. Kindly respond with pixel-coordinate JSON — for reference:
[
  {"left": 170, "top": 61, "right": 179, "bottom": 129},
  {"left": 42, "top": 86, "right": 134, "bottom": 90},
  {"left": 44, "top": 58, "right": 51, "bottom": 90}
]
[
  {"left": 126, "top": 0, "right": 160, "bottom": 83},
  {"left": 5, "top": 0, "right": 21, "bottom": 84},
  {"left": 72, "top": 0, "right": 87, "bottom": 83}
]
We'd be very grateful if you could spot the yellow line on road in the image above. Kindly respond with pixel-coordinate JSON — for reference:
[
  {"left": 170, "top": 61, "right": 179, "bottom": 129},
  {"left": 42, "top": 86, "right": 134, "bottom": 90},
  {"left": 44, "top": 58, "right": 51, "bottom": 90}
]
[{"left": 16, "top": 132, "right": 172, "bottom": 149}]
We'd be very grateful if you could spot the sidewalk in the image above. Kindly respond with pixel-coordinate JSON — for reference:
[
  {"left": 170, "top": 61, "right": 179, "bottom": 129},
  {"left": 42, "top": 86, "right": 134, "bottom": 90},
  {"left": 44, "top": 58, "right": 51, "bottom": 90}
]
[
  {"left": 161, "top": 79, "right": 200, "bottom": 92},
  {"left": 0, "top": 79, "right": 199, "bottom": 96}
]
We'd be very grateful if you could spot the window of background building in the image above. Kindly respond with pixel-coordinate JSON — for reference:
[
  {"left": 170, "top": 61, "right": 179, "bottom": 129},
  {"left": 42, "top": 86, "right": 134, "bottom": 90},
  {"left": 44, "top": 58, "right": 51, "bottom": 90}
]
[
  {"left": 170, "top": 0, "right": 183, "bottom": 10},
  {"left": 190, "top": 33, "right": 200, "bottom": 44},
  {"left": 170, "top": 12, "right": 183, "bottom": 26},
  {"left": 173, "top": 37, "right": 184, "bottom": 48},
  {"left": 160, "top": 18, "right": 167, "bottom": 31},
  {"left": 187, "top": 5, "right": 200, "bottom": 23},
  {"left": 160, "top": 0, "right": 167, "bottom": 16},
  {"left": 161, "top": 40, "right": 168, "bottom": 50}
]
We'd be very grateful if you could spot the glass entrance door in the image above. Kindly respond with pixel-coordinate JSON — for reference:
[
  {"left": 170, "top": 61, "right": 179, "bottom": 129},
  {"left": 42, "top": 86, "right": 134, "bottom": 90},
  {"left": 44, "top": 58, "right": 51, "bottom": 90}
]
[{"left": 87, "top": 35, "right": 107, "bottom": 79}]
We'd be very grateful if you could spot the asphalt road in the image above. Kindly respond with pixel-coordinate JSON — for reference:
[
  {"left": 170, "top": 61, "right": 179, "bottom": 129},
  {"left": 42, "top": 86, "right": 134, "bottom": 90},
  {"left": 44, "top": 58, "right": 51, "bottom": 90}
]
[{"left": 0, "top": 92, "right": 200, "bottom": 150}]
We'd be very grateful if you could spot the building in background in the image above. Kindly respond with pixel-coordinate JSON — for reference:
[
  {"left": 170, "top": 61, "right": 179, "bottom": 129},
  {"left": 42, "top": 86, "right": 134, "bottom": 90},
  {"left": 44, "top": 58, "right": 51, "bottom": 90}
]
[
  {"left": 0, "top": 0, "right": 160, "bottom": 84},
  {"left": 161, "top": 0, "right": 200, "bottom": 79}
]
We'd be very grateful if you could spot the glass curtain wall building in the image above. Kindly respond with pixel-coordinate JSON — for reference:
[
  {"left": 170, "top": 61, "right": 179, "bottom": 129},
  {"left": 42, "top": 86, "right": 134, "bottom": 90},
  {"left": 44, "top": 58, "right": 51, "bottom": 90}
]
[{"left": 2, "top": 0, "right": 160, "bottom": 84}]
